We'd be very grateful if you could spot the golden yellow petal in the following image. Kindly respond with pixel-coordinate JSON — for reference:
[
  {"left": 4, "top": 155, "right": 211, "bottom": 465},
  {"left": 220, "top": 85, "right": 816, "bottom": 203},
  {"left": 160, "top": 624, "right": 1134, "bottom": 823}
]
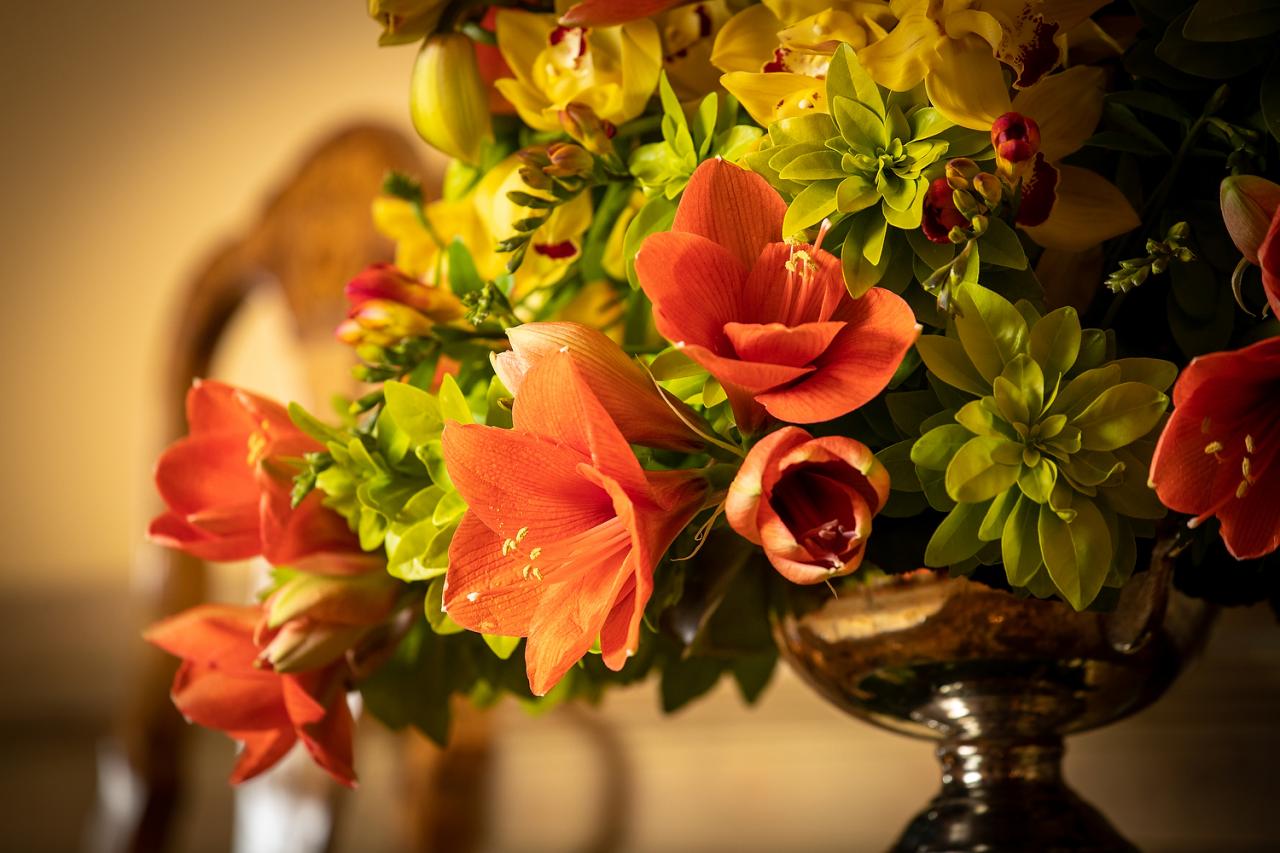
[
  {"left": 1012, "top": 66, "right": 1104, "bottom": 162},
  {"left": 1023, "top": 165, "right": 1140, "bottom": 252}
]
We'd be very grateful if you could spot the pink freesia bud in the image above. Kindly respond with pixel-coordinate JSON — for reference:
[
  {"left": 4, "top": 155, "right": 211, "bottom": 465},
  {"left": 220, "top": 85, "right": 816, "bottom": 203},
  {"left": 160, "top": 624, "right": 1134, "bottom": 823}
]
[
  {"left": 991, "top": 112, "right": 1041, "bottom": 166},
  {"left": 345, "top": 263, "right": 464, "bottom": 319}
]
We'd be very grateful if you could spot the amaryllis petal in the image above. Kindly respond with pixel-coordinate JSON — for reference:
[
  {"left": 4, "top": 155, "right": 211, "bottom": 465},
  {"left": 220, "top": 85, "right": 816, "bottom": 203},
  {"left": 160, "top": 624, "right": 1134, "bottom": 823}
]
[
  {"left": 726, "top": 427, "right": 810, "bottom": 544},
  {"left": 229, "top": 728, "right": 297, "bottom": 785},
  {"left": 143, "top": 604, "right": 264, "bottom": 669},
  {"left": 740, "top": 243, "right": 845, "bottom": 325},
  {"left": 172, "top": 663, "right": 291, "bottom": 732},
  {"left": 258, "top": 471, "right": 376, "bottom": 574},
  {"left": 154, "top": 435, "right": 260, "bottom": 518},
  {"left": 1261, "top": 214, "right": 1280, "bottom": 317},
  {"left": 148, "top": 511, "right": 260, "bottom": 562},
  {"left": 443, "top": 512, "right": 542, "bottom": 636},
  {"left": 757, "top": 290, "right": 918, "bottom": 423},
  {"left": 636, "top": 231, "right": 749, "bottom": 347},
  {"left": 496, "top": 322, "right": 703, "bottom": 452},
  {"left": 1023, "top": 165, "right": 1138, "bottom": 251},
  {"left": 1217, "top": 464, "right": 1280, "bottom": 559},
  {"left": 724, "top": 321, "right": 846, "bottom": 369},
  {"left": 670, "top": 158, "right": 786, "bottom": 270}
]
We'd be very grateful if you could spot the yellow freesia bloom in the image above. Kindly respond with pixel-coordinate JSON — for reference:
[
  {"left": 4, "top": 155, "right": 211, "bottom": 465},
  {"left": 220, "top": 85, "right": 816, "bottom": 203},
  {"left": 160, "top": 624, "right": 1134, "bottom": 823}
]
[
  {"left": 472, "top": 154, "right": 593, "bottom": 300},
  {"left": 999, "top": 66, "right": 1139, "bottom": 251},
  {"left": 712, "top": 0, "right": 895, "bottom": 125},
  {"left": 493, "top": 9, "right": 662, "bottom": 132},
  {"left": 857, "top": 0, "right": 1107, "bottom": 130}
]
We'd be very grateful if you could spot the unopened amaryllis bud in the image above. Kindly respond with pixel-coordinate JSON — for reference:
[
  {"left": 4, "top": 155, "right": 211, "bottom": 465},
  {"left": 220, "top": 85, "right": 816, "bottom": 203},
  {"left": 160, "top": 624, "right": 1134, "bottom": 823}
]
[
  {"left": 922, "top": 177, "right": 969, "bottom": 244},
  {"left": 1220, "top": 175, "right": 1280, "bottom": 265},
  {"left": 991, "top": 112, "right": 1041, "bottom": 166},
  {"left": 410, "top": 32, "right": 493, "bottom": 164},
  {"left": 559, "top": 103, "right": 616, "bottom": 157}
]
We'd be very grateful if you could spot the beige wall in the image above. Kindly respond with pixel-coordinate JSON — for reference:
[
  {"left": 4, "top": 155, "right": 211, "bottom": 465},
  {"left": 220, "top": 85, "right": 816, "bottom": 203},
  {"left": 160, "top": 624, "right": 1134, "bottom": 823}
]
[{"left": 0, "top": 0, "right": 418, "bottom": 592}]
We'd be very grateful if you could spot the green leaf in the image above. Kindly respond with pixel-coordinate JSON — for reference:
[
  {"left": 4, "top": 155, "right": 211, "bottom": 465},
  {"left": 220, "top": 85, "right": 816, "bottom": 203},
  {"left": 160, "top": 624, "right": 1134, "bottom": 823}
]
[
  {"left": 1264, "top": 57, "right": 1280, "bottom": 143},
  {"left": 1182, "top": 0, "right": 1280, "bottom": 42},
  {"left": 1114, "top": 357, "right": 1178, "bottom": 391},
  {"left": 1038, "top": 496, "right": 1112, "bottom": 610},
  {"left": 769, "top": 113, "right": 838, "bottom": 146},
  {"left": 886, "top": 389, "right": 939, "bottom": 436},
  {"left": 1106, "top": 90, "right": 1190, "bottom": 125},
  {"left": 925, "top": 500, "right": 991, "bottom": 567},
  {"left": 358, "top": 618, "right": 454, "bottom": 746},
  {"left": 1050, "top": 364, "right": 1122, "bottom": 418},
  {"left": 446, "top": 238, "right": 485, "bottom": 295},
  {"left": 383, "top": 381, "right": 444, "bottom": 447},
  {"left": 826, "top": 44, "right": 884, "bottom": 118},
  {"left": 911, "top": 424, "right": 973, "bottom": 470},
  {"left": 784, "top": 181, "right": 840, "bottom": 237},
  {"left": 1001, "top": 495, "right": 1042, "bottom": 587},
  {"left": 483, "top": 633, "right": 521, "bottom": 660},
  {"left": 288, "top": 402, "right": 347, "bottom": 445},
  {"left": 946, "top": 436, "right": 1021, "bottom": 503},
  {"left": 779, "top": 150, "right": 846, "bottom": 181},
  {"left": 978, "top": 218, "right": 1028, "bottom": 269},
  {"left": 999, "top": 354, "right": 1045, "bottom": 422},
  {"left": 388, "top": 516, "right": 448, "bottom": 582},
  {"left": 877, "top": 438, "right": 923, "bottom": 491},
  {"left": 840, "top": 211, "right": 891, "bottom": 296},
  {"left": 1157, "top": 9, "right": 1270, "bottom": 79},
  {"left": 624, "top": 196, "right": 677, "bottom": 288},
  {"left": 954, "top": 284, "right": 1029, "bottom": 383},
  {"left": 1017, "top": 458, "right": 1056, "bottom": 503},
  {"left": 661, "top": 655, "right": 723, "bottom": 713},
  {"left": 832, "top": 95, "right": 889, "bottom": 152},
  {"left": 908, "top": 106, "right": 951, "bottom": 140},
  {"left": 437, "top": 374, "right": 473, "bottom": 424},
  {"left": 979, "top": 487, "right": 1020, "bottom": 541},
  {"left": 732, "top": 654, "right": 777, "bottom": 705},
  {"left": 916, "top": 335, "right": 990, "bottom": 396},
  {"left": 1073, "top": 382, "right": 1169, "bottom": 451},
  {"left": 1029, "top": 307, "right": 1081, "bottom": 380}
]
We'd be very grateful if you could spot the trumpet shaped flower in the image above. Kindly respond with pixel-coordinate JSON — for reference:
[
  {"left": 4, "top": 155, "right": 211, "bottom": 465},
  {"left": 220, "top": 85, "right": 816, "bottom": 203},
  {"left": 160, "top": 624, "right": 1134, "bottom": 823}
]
[
  {"left": 1149, "top": 336, "right": 1280, "bottom": 560},
  {"left": 442, "top": 353, "right": 709, "bottom": 695},
  {"left": 145, "top": 604, "right": 356, "bottom": 786},
  {"left": 857, "top": 0, "right": 1107, "bottom": 129},
  {"left": 635, "top": 158, "right": 918, "bottom": 432},
  {"left": 150, "top": 380, "right": 374, "bottom": 572},
  {"left": 493, "top": 9, "right": 662, "bottom": 132}
]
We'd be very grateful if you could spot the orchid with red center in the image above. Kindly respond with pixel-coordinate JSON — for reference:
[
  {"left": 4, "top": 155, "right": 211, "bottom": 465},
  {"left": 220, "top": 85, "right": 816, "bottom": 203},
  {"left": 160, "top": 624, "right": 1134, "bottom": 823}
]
[
  {"left": 149, "top": 380, "right": 375, "bottom": 572},
  {"left": 442, "top": 352, "right": 709, "bottom": 695},
  {"left": 145, "top": 604, "right": 356, "bottom": 786},
  {"left": 635, "top": 158, "right": 919, "bottom": 433},
  {"left": 1150, "top": 336, "right": 1280, "bottom": 560},
  {"left": 726, "top": 427, "right": 890, "bottom": 584}
]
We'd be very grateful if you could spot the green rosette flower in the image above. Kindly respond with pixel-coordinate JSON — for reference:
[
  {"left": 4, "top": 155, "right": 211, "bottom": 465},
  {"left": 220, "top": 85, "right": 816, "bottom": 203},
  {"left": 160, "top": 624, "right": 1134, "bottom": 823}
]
[
  {"left": 910, "top": 283, "right": 1174, "bottom": 610},
  {"left": 744, "top": 43, "right": 986, "bottom": 297}
]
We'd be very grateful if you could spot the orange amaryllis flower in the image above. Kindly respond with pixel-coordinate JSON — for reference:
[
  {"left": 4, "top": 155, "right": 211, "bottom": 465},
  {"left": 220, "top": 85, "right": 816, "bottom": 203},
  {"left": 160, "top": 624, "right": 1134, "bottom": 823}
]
[
  {"left": 145, "top": 604, "right": 356, "bottom": 786},
  {"left": 150, "top": 380, "right": 374, "bottom": 572},
  {"left": 442, "top": 353, "right": 709, "bottom": 695},
  {"left": 561, "top": 0, "right": 690, "bottom": 27},
  {"left": 492, "top": 321, "right": 705, "bottom": 452},
  {"left": 634, "top": 158, "right": 918, "bottom": 432},
  {"left": 726, "top": 426, "right": 890, "bottom": 583},
  {"left": 1149, "top": 336, "right": 1280, "bottom": 560}
]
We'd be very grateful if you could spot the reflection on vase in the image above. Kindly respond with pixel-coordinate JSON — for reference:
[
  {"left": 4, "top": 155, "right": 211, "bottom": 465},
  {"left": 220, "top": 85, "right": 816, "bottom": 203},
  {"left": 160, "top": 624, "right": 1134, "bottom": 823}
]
[{"left": 774, "top": 548, "right": 1214, "bottom": 852}]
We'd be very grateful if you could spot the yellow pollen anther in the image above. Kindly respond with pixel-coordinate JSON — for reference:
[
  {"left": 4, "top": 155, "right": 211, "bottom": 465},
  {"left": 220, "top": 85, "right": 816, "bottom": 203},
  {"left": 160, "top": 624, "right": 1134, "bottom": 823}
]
[
  {"left": 1246, "top": 434, "right": 1256, "bottom": 453},
  {"left": 1242, "top": 457, "right": 1253, "bottom": 482},
  {"left": 246, "top": 431, "right": 268, "bottom": 466},
  {"left": 515, "top": 526, "right": 529, "bottom": 543},
  {"left": 531, "top": 567, "right": 543, "bottom": 581},
  {"left": 529, "top": 547, "right": 542, "bottom": 560},
  {"left": 520, "top": 564, "right": 532, "bottom": 579},
  {"left": 502, "top": 538, "right": 517, "bottom": 556},
  {"left": 1203, "top": 441, "right": 1223, "bottom": 455},
  {"left": 785, "top": 250, "right": 815, "bottom": 275},
  {"left": 1237, "top": 480, "right": 1250, "bottom": 499}
]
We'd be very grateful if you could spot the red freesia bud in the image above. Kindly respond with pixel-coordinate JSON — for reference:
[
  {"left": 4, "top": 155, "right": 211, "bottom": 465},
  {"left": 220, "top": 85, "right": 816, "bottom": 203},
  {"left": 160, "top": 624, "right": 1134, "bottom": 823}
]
[
  {"left": 560, "top": 0, "right": 688, "bottom": 26},
  {"left": 345, "top": 263, "right": 464, "bottom": 318},
  {"left": 921, "top": 177, "right": 969, "bottom": 244},
  {"left": 726, "top": 426, "right": 890, "bottom": 584},
  {"left": 1149, "top": 336, "right": 1280, "bottom": 560},
  {"left": 144, "top": 604, "right": 356, "bottom": 786},
  {"left": 991, "top": 112, "right": 1041, "bottom": 165}
]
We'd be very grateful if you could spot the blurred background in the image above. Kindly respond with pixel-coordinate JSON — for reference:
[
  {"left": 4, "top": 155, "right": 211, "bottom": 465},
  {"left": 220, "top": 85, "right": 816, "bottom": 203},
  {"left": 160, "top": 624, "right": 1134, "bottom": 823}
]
[{"left": 2, "top": 1, "right": 1280, "bottom": 851}]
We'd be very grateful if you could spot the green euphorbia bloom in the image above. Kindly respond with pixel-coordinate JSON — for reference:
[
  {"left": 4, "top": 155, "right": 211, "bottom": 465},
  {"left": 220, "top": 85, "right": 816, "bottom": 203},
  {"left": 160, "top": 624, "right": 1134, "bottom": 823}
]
[
  {"left": 910, "top": 283, "right": 1174, "bottom": 610},
  {"left": 744, "top": 44, "right": 986, "bottom": 297}
]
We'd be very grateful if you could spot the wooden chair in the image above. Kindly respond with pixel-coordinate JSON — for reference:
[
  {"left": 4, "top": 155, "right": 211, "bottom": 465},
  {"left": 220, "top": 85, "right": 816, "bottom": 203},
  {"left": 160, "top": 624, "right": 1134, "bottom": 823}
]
[{"left": 93, "top": 123, "right": 494, "bottom": 853}]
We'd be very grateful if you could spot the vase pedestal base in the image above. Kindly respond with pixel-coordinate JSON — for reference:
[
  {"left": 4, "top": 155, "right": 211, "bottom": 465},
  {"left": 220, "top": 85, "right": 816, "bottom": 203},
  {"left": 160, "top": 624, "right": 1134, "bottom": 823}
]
[{"left": 893, "top": 737, "right": 1137, "bottom": 853}]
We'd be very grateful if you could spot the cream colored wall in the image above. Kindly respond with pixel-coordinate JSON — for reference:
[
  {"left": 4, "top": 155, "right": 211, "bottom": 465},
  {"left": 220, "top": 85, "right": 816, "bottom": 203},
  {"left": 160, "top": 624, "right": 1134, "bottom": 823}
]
[{"left": 0, "top": 0, "right": 416, "bottom": 592}]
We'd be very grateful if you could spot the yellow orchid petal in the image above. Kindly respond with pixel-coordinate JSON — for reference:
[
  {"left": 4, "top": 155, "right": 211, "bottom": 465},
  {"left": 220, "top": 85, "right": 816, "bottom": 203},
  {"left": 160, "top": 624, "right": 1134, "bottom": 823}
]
[
  {"left": 721, "top": 70, "right": 827, "bottom": 125},
  {"left": 712, "top": 3, "right": 783, "bottom": 72},
  {"left": 857, "top": 9, "right": 934, "bottom": 91},
  {"left": 1023, "top": 165, "right": 1140, "bottom": 252},
  {"left": 495, "top": 9, "right": 556, "bottom": 89},
  {"left": 765, "top": 0, "right": 841, "bottom": 18},
  {"left": 615, "top": 19, "right": 664, "bottom": 124},
  {"left": 943, "top": 9, "right": 1003, "bottom": 50},
  {"left": 541, "top": 192, "right": 594, "bottom": 246},
  {"left": 924, "top": 36, "right": 1010, "bottom": 129},
  {"left": 494, "top": 78, "right": 559, "bottom": 131},
  {"left": 1042, "top": 0, "right": 1112, "bottom": 31},
  {"left": 1011, "top": 66, "right": 1104, "bottom": 162}
]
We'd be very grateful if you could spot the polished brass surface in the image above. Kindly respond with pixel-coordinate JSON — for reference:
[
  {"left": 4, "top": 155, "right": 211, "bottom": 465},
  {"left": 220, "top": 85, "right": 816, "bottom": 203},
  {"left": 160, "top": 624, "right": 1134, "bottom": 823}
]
[{"left": 775, "top": 557, "right": 1214, "bottom": 852}]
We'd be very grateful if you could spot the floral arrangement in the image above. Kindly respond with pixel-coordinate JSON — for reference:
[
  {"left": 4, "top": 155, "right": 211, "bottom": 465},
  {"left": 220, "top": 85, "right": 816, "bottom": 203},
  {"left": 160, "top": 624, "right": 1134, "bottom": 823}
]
[{"left": 146, "top": 0, "right": 1280, "bottom": 786}]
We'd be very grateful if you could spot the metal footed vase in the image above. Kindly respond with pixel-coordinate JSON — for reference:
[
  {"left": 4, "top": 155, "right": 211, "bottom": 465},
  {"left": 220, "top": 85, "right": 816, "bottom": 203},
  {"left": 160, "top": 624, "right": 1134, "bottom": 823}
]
[{"left": 774, "top": 550, "right": 1214, "bottom": 853}]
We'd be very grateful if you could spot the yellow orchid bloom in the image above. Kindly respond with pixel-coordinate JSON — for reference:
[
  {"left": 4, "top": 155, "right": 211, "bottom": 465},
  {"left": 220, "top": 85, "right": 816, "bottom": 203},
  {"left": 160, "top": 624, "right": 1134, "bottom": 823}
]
[
  {"left": 712, "top": 0, "right": 895, "bottom": 125},
  {"left": 857, "top": 0, "right": 1108, "bottom": 130},
  {"left": 555, "top": 280, "right": 628, "bottom": 342},
  {"left": 602, "top": 190, "right": 646, "bottom": 282},
  {"left": 1000, "top": 66, "right": 1139, "bottom": 251},
  {"left": 472, "top": 153, "right": 594, "bottom": 300},
  {"left": 493, "top": 9, "right": 662, "bottom": 132},
  {"left": 657, "top": 1, "right": 735, "bottom": 101}
]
